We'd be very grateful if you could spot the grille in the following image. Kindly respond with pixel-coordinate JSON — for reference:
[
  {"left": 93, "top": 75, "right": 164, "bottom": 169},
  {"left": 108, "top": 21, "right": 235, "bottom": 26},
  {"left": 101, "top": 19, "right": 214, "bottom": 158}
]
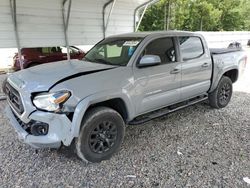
[
  {"left": 5, "top": 82, "right": 24, "bottom": 115},
  {"left": 12, "top": 109, "right": 31, "bottom": 133},
  {"left": 11, "top": 109, "right": 49, "bottom": 136}
]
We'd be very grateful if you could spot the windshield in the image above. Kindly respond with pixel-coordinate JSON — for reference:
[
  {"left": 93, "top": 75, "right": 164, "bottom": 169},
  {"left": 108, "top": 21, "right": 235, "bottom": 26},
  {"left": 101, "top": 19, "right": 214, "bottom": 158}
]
[{"left": 84, "top": 37, "right": 143, "bottom": 66}]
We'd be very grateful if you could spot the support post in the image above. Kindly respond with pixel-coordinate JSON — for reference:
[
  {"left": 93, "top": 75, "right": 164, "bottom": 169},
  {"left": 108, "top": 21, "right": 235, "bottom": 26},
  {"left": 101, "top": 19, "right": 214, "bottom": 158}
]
[
  {"left": 103, "top": 0, "right": 116, "bottom": 38},
  {"left": 133, "top": 0, "right": 159, "bottom": 32},
  {"left": 62, "top": 0, "right": 72, "bottom": 61},
  {"left": 10, "top": 0, "right": 23, "bottom": 69},
  {"left": 135, "top": 4, "right": 148, "bottom": 31}
]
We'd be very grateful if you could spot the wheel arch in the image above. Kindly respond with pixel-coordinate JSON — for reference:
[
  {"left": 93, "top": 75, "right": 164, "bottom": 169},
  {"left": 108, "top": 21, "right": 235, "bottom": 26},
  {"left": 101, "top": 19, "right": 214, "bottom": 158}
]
[
  {"left": 70, "top": 94, "right": 133, "bottom": 139},
  {"left": 87, "top": 98, "right": 129, "bottom": 121},
  {"left": 223, "top": 69, "right": 238, "bottom": 83},
  {"left": 210, "top": 67, "right": 238, "bottom": 93}
]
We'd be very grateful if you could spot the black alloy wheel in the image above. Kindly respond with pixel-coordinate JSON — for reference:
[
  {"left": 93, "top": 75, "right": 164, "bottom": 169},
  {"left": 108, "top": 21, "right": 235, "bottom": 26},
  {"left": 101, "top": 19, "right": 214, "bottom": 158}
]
[
  {"left": 208, "top": 76, "right": 233, "bottom": 109},
  {"left": 89, "top": 121, "right": 117, "bottom": 154},
  {"left": 218, "top": 82, "right": 231, "bottom": 106},
  {"left": 75, "top": 107, "right": 125, "bottom": 163}
]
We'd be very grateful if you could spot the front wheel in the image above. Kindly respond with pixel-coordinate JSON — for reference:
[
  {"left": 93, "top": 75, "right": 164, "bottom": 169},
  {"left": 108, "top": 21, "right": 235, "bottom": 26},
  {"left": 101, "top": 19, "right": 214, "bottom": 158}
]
[
  {"left": 208, "top": 76, "right": 233, "bottom": 109},
  {"left": 75, "top": 107, "right": 125, "bottom": 163}
]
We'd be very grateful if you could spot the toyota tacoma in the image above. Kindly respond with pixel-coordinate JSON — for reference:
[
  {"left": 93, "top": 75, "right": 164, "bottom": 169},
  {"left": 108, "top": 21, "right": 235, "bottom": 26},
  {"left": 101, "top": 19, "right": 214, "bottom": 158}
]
[{"left": 4, "top": 31, "right": 247, "bottom": 163}]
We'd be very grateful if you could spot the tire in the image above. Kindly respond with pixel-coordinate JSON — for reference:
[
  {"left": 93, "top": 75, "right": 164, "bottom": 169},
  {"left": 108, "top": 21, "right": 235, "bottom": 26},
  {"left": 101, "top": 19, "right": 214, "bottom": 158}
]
[
  {"left": 208, "top": 76, "right": 233, "bottom": 109},
  {"left": 75, "top": 107, "right": 125, "bottom": 163}
]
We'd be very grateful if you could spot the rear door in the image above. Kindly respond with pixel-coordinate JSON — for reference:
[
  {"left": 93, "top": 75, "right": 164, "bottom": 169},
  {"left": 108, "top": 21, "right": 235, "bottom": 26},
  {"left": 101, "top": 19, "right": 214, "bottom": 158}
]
[
  {"left": 39, "top": 47, "right": 51, "bottom": 63},
  {"left": 133, "top": 37, "right": 182, "bottom": 115},
  {"left": 178, "top": 36, "right": 212, "bottom": 100}
]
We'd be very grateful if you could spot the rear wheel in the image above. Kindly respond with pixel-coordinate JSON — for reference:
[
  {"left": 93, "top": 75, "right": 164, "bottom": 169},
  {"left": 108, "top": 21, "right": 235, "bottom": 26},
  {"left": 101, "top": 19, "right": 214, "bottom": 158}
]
[
  {"left": 208, "top": 76, "right": 233, "bottom": 109},
  {"left": 75, "top": 107, "right": 125, "bottom": 163}
]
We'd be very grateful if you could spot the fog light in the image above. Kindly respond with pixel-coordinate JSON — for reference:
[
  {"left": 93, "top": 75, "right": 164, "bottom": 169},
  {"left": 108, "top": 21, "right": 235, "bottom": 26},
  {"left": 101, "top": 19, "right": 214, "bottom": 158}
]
[{"left": 30, "top": 122, "right": 49, "bottom": 136}]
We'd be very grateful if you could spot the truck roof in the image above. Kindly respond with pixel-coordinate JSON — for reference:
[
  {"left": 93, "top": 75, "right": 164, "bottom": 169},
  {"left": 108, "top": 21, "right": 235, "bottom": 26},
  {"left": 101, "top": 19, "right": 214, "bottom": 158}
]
[{"left": 107, "top": 31, "right": 201, "bottom": 38}]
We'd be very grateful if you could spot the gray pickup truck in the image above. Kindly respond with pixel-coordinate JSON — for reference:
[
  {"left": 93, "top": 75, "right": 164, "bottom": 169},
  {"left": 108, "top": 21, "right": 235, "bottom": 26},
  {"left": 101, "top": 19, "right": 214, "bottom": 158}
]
[{"left": 4, "top": 31, "right": 247, "bottom": 163}]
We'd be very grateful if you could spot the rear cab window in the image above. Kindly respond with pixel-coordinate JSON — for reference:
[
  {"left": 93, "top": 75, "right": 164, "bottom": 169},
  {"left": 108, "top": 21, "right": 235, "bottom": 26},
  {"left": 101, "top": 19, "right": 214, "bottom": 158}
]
[
  {"left": 41, "top": 47, "right": 62, "bottom": 54},
  {"left": 179, "top": 36, "right": 204, "bottom": 61}
]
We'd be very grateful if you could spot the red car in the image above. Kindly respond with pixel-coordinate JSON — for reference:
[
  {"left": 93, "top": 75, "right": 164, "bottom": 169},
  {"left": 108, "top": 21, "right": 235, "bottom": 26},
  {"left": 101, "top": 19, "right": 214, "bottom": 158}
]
[{"left": 13, "top": 46, "right": 85, "bottom": 70}]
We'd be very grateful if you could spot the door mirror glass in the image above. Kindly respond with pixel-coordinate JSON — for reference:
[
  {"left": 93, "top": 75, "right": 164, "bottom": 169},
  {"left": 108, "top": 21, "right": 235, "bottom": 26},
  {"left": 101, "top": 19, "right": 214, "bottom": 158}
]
[{"left": 138, "top": 55, "right": 161, "bottom": 67}]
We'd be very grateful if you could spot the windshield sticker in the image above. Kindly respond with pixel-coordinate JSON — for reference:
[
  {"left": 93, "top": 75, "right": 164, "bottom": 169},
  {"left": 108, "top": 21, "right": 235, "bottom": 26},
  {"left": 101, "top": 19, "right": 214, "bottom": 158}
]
[{"left": 123, "top": 41, "right": 140, "bottom": 46}]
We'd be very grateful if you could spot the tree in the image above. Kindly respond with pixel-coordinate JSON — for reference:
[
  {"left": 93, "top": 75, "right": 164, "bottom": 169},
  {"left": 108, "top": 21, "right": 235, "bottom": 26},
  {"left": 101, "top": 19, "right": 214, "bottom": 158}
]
[
  {"left": 139, "top": 2, "right": 165, "bottom": 31},
  {"left": 138, "top": 0, "right": 249, "bottom": 32},
  {"left": 186, "top": 0, "right": 221, "bottom": 31},
  {"left": 216, "top": 0, "right": 244, "bottom": 30},
  {"left": 239, "top": 0, "right": 250, "bottom": 30}
]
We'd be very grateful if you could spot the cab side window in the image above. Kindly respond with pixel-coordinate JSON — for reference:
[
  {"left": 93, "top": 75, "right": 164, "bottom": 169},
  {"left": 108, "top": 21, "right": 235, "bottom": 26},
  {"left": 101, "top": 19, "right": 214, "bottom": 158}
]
[
  {"left": 143, "top": 37, "right": 176, "bottom": 63},
  {"left": 179, "top": 36, "right": 204, "bottom": 61}
]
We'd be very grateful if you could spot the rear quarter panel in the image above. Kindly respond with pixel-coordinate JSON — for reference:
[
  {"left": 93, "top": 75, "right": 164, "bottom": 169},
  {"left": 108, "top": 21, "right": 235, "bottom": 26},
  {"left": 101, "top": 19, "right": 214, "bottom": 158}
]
[{"left": 210, "top": 50, "right": 247, "bottom": 92}]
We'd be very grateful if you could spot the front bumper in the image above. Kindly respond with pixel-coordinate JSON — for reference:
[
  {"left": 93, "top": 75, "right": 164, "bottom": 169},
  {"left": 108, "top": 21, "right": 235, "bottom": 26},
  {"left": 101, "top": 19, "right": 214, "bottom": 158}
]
[{"left": 5, "top": 106, "right": 74, "bottom": 149}]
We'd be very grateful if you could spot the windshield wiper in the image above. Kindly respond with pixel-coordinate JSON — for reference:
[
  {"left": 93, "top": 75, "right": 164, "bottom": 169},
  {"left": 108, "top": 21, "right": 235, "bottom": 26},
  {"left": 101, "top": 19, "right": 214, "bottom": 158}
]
[
  {"left": 93, "top": 58, "right": 115, "bottom": 66},
  {"left": 83, "top": 57, "right": 94, "bottom": 62}
]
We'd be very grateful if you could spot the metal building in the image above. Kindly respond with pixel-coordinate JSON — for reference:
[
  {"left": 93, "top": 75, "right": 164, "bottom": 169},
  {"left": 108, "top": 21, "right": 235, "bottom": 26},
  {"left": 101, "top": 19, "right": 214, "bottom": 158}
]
[{"left": 0, "top": 0, "right": 157, "bottom": 48}]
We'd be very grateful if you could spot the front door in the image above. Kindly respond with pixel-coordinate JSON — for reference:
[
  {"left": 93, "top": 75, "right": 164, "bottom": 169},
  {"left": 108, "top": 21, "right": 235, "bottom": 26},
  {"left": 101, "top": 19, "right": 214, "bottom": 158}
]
[{"left": 133, "top": 37, "right": 182, "bottom": 115}]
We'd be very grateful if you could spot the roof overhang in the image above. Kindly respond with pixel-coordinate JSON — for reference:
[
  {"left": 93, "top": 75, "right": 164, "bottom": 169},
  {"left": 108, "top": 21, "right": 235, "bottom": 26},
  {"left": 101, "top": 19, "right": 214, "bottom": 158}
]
[{"left": 0, "top": 0, "right": 158, "bottom": 48}]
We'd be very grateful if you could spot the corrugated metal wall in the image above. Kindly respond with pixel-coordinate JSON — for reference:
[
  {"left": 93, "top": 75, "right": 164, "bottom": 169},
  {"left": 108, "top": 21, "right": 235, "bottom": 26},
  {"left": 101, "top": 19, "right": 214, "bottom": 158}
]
[{"left": 0, "top": 0, "right": 148, "bottom": 48}]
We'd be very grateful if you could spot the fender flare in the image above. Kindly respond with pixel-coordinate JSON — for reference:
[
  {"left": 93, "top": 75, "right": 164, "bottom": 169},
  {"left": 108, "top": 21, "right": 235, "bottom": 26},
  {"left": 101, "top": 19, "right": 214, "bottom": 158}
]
[
  {"left": 70, "top": 91, "right": 134, "bottom": 138},
  {"left": 209, "top": 66, "right": 238, "bottom": 92}
]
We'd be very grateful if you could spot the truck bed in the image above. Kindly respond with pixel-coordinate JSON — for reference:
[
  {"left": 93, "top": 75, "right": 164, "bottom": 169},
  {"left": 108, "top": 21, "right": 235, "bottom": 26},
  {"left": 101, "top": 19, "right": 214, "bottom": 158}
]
[{"left": 210, "top": 48, "right": 242, "bottom": 54}]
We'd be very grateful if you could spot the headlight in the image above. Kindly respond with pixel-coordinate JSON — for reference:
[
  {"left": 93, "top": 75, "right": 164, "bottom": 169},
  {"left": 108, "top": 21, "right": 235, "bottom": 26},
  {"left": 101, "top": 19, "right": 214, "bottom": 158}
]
[{"left": 33, "top": 91, "right": 71, "bottom": 112}]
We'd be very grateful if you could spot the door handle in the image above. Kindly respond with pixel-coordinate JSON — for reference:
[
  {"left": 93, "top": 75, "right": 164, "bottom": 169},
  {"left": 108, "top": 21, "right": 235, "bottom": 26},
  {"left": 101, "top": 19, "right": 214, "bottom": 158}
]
[
  {"left": 170, "top": 68, "right": 180, "bottom": 74},
  {"left": 202, "top": 63, "right": 209, "bottom": 67}
]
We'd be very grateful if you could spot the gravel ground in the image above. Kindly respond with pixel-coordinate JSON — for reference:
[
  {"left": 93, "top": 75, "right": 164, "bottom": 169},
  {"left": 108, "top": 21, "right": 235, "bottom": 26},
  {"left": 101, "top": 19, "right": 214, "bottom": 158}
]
[{"left": 0, "top": 53, "right": 250, "bottom": 187}]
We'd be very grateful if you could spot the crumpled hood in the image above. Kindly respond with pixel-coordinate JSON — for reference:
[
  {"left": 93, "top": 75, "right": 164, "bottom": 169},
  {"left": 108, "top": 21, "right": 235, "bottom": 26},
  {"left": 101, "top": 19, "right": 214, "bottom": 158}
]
[{"left": 8, "top": 60, "right": 116, "bottom": 92}]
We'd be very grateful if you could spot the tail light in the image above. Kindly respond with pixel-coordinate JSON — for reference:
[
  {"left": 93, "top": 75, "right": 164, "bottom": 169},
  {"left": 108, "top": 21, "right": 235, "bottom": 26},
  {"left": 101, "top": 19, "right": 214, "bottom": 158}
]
[{"left": 239, "top": 56, "right": 248, "bottom": 77}]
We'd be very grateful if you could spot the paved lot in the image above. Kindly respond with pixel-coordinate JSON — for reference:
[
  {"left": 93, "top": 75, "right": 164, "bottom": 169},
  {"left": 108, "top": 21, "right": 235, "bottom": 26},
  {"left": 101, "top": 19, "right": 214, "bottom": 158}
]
[{"left": 0, "top": 49, "right": 249, "bottom": 187}]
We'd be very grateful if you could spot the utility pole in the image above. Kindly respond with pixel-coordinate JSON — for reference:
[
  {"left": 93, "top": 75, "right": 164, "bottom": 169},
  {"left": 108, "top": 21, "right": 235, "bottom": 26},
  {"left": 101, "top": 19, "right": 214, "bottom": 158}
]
[
  {"left": 166, "top": 0, "right": 171, "bottom": 30},
  {"left": 164, "top": 1, "right": 167, "bottom": 30},
  {"left": 200, "top": 16, "right": 203, "bottom": 31}
]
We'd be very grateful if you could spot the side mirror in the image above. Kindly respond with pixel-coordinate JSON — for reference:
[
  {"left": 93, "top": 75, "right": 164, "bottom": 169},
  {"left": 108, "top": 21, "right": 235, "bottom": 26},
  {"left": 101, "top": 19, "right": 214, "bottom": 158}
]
[{"left": 138, "top": 55, "right": 161, "bottom": 68}]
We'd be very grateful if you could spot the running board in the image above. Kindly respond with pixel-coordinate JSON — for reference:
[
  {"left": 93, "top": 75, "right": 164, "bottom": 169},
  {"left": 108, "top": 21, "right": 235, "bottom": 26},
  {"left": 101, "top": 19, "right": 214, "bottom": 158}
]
[{"left": 129, "top": 95, "right": 208, "bottom": 125}]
